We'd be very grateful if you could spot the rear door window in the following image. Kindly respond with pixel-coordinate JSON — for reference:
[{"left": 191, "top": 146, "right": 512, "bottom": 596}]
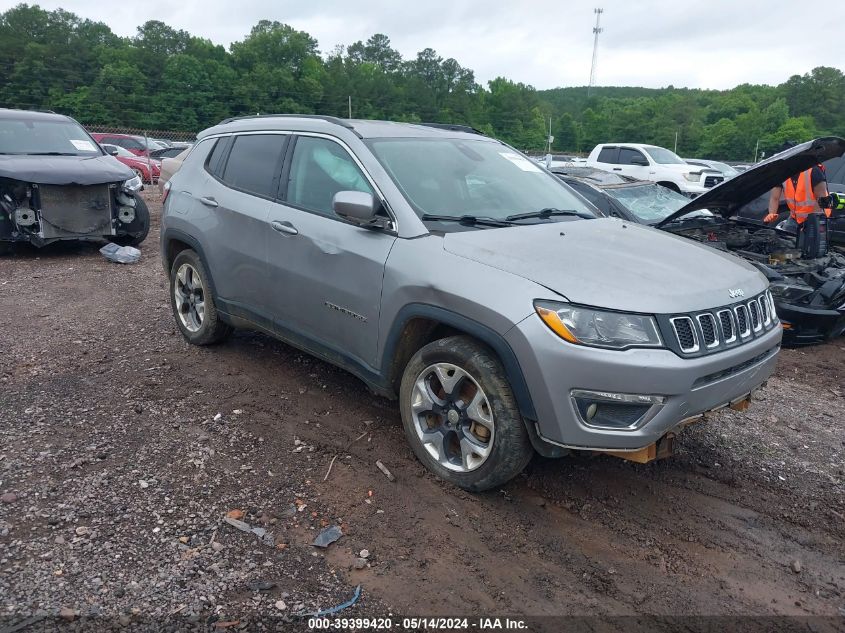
[
  {"left": 221, "top": 134, "right": 287, "bottom": 199},
  {"left": 596, "top": 147, "right": 617, "bottom": 164},
  {"left": 619, "top": 148, "right": 648, "bottom": 165},
  {"left": 286, "top": 136, "right": 373, "bottom": 217}
]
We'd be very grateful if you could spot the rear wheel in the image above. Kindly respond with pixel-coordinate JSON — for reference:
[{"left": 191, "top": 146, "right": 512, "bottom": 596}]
[
  {"left": 399, "top": 336, "right": 534, "bottom": 491},
  {"left": 169, "top": 249, "right": 231, "bottom": 345}
]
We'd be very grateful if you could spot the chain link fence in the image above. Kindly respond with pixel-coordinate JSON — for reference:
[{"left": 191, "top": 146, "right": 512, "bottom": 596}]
[{"left": 83, "top": 125, "right": 196, "bottom": 145}]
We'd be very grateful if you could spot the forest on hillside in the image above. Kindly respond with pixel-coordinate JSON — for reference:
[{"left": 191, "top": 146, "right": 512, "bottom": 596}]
[{"left": 2, "top": 3, "right": 844, "bottom": 160}]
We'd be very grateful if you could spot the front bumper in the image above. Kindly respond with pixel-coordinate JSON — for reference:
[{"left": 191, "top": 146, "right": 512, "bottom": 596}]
[
  {"left": 506, "top": 315, "right": 782, "bottom": 450},
  {"left": 777, "top": 300, "right": 845, "bottom": 346}
]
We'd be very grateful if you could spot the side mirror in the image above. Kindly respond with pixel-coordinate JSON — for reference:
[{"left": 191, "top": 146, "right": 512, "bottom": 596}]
[
  {"left": 109, "top": 149, "right": 119, "bottom": 156},
  {"left": 332, "top": 191, "right": 380, "bottom": 225},
  {"left": 631, "top": 157, "right": 649, "bottom": 166}
]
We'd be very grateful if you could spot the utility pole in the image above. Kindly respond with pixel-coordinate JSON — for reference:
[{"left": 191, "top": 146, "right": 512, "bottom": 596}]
[
  {"left": 588, "top": 8, "right": 603, "bottom": 98},
  {"left": 674, "top": 130, "right": 679, "bottom": 153},
  {"left": 348, "top": 96, "right": 352, "bottom": 119}
]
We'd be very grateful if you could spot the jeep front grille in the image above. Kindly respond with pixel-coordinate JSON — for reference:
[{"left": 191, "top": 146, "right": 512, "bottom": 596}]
[{"left": 664, "top": 291, "right": 777, "bottom": 357}]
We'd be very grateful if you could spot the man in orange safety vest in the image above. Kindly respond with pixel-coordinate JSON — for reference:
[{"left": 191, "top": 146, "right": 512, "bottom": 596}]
[{"left": 763, "top": 165, "right": 831, "bottom": 228}]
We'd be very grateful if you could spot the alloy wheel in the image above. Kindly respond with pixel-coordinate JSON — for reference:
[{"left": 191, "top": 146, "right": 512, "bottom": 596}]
[
  {"left": 410, "top": 363, "right": 495, "bottom": 472},
  {"left": 173, "top": 263, "right": 205, "bottom": 332}
]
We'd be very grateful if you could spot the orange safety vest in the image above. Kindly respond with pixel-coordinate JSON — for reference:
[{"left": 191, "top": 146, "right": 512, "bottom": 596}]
[{"left": 782, "top": 168, "right": 831, "bottom": 223}]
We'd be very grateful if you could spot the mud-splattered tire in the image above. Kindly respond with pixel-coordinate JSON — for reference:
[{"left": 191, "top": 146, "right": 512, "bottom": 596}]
[
  {"left": 169, "top": 249, "right": 231, "bottom": 346},
  {"left": 399, "top": 335, "right": 534, "bottom": 492}
]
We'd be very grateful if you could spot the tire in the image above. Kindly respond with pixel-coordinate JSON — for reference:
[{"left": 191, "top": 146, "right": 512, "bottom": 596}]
[
  {"left": 113, "top": 197, "right": 150, "bottom": 247},
  {"left": 169, "top": 249, "right": 231, "bottom": 345},
  {"left": 132, "top": 167, "right": 146, "bottom": 183},
  {"left": 399, "top": 335, "right": 534, "bottom": 492}
]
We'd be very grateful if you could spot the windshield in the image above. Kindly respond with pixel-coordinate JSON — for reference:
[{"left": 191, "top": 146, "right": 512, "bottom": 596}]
[
  {"left": 644, "top": 147, "right": 685, "bottom": 165},
  {"left": 604, "top": 183, "right": 713, "bottom": 224},
  {"left": 366, "top": 137, "right": 596, "bottom": 222},
  {"left": 0, "top": 117, "right": 102, "bottom": 156}
]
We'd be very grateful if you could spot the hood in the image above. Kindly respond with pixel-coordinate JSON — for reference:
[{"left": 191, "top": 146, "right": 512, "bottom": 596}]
[
  {"left": 655, "top": 136, "right": 845, "bottom": 228},
  {"left": 442, "top": 218, "right": 767, "bottom": 314},
  {"left": 0, "top": 154, "right": 134, "bottom": 186}
]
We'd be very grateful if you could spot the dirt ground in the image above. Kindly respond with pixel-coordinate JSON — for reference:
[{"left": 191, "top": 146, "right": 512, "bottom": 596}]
[{"left": 1, "top": 191, "right": 843, "bottom": 629}]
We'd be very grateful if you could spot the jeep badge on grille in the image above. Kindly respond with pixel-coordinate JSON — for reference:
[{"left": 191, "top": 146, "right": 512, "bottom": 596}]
[{"left": 729, "top": 288, "right": 745, "bottom": 298}]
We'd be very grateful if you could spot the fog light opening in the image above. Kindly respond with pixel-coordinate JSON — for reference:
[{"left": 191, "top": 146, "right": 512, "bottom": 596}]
[{"left": 571, "top": 389, "right": 666, "bottom": 431}]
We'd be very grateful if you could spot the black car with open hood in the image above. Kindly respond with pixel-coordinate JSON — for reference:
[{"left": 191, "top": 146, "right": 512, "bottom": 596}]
[
  {"left": 555, "top": 137, "right": 845, "bottom": 346},
  {"left": 0, "top": 108, "right": 150, "bottom": 251}
]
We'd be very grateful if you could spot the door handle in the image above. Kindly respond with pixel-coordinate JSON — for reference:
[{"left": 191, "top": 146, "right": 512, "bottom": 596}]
[
  {"left": 199, "top": 196, "right": 218, "bottom": 207},
  {"left": 612, "top": 168, "right": 622, "bottom": 171},
  {"left": 270, "top": 220, "right": 298, "bottom": 236}
]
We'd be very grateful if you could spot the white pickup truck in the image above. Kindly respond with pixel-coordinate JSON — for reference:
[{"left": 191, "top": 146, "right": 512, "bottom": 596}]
[{"left": 586, "top": 143, "right": 723, "bottom": 196}]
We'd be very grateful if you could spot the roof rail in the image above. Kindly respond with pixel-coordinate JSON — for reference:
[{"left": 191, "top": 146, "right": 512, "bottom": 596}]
[
  {"left": 417, "top": 122, "right": 486, "bottom": 136},
  {"left": 218, "top": 113, "right": 359, "bottom": 133}
]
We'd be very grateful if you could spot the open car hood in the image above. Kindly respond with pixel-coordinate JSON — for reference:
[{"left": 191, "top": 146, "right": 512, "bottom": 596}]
[{"left": 655, "top": 136, "right": 845, "bottom": 228}]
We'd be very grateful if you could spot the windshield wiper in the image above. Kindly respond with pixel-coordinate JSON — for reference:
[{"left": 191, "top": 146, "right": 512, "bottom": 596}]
[
  {"left": 505, "top": 208, "right": 594, "bottom": 221},
  {"left": 25, "top": 152, "right": 80, "bottom": 156},
  {"left": 421, "top": 213, "right": 515, "bottom": 227}
]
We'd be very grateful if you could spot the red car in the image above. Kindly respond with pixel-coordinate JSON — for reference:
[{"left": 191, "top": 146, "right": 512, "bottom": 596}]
[
  {"left": 90, "top": 132, "right": 150, "bottom": 157},
  {"left": 101, "top": 143, "right": 161, "bottom": 183}
]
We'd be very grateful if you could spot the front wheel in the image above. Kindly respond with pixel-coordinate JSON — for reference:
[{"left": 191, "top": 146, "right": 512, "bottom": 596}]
[
  {"left": 399, "top": 336, "right": 534, "bottom": 491},
  {"left": 113, "top": 197, "right": 150, "bottom": 247},
  {"left": 169, "top": 249, "right": 231, "bottom": 345}
]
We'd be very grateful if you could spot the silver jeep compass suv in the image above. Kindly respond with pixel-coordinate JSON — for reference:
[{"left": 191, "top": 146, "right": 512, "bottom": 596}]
[{"left": 161, "top": 115, "right": 781, "bottom": 491}]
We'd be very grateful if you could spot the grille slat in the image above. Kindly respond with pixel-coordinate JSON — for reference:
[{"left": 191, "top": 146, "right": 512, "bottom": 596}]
[
  {"left": 749, "top": 300, "right": 761, "bottom": 331},
  {"left": 735, "top": 305, "right": 750, "bottom": 337},
  {"left": 671, "top": 317, "right": 698, "bottom": 352},
  {"left": 758, "top": 296, "right": 770, "bottom": 325},
  {"left": 697, "top": 313, "right": 718, "bottom": 347},
  {"left": 718, "top": 309, "right": 736, "bottom": 342}
]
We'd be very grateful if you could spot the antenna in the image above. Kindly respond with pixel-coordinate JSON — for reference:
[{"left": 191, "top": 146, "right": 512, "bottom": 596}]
[{"left": 588, "top": 8, "right": 603, "bottom": 97}]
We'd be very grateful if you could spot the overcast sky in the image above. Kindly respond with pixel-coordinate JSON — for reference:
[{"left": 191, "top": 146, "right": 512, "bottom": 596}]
[{"left": 10, "top": 0, "right": 845, "bottom": 90}]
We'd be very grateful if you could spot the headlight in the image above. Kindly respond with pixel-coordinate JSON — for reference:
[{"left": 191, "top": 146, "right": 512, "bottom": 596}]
[
  {"left": 768, "top": 282, "right": 814, "bottom": 304},
  {"left": 123, "top": 175, "right": 143, "bottom": 192},
  {"left": 534, "top": 301, "right": 663, "bottom": 349},
  {"left": 682, "top": 172, "right": 701, "bottom": 182}
]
